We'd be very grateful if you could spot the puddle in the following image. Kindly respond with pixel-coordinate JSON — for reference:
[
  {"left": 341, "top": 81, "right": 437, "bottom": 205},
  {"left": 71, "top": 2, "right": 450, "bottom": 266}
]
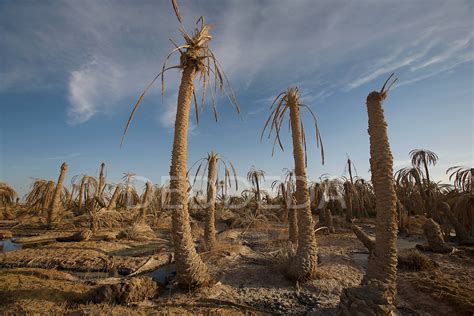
[
  {"left": 397, "top": 237, "right": 423, "bottom": 250},
  {"left": 0, "top": 239, "right": 22, "bottom": 253},
  {"left": 351, "top": 251, "right": 369, "bottom": 269},
  {"left": 148, "top": 263, "right": 176, "bottom": 285},
  {"left": 351, "top": 237, "right": 425, "bottom": 270}
]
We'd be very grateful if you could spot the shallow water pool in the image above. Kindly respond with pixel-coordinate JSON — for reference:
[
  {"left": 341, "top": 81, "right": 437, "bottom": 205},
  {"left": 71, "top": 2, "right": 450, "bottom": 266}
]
[{"left": 0, "top": 238, "right": 22, "bottom": 253}]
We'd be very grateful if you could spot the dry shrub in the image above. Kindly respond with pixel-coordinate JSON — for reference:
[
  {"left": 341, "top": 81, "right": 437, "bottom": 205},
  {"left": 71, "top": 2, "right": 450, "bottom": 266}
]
[
  {"left": 119, "top": 223, "right": 156, "bottom": 241},
  {"left": 408, "top": 215, "right": 428, "bottom": 235},
  {"left": 88, "top": 276, "right": 158, "bottom": 305},
  {"left": 150, "top": 213, "right": 172, "bottom": 230},
  {"left": 231, "top": 208, "right": 279, "bottom": 229},
  {"left": 413, "top": 270, "right": 474, "bottom": 315},
  {"left": 217, "top": 208, "right": 236, "bottom": 226},
  {"left": 397, "top": 249, "right": 435, "bottom": 271}
]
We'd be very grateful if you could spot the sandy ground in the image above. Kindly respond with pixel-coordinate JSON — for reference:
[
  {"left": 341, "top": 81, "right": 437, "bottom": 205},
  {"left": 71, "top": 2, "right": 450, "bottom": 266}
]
[{"left": 0, "top": 218, "right": 473, "bottom": 315}]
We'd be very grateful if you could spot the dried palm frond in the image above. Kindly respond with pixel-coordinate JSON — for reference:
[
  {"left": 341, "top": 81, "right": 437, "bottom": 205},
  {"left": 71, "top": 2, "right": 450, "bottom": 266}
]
[
  {"left": 261, "top": 87, "right": 324, "bottom": 165},
  {"left": 409, "top": 149, "right": 439, "bottom": 184},
  {"left": 24, "top": 179, "right": 55, "bottom": 211},
  {"left": 121, "top": 5, "right": 240, "bottom": 147},
  {"left": 447, "top": 166, "right": 472, "bottom": 193},
  {"left": 188, "top": 152, "right": 238, "bottom": 196},
  {"left": 0, "top": 182, "right": 17, "bottom": 205},
  {"left": 246, "top": 166, "right": 265, "bottom": 202}
]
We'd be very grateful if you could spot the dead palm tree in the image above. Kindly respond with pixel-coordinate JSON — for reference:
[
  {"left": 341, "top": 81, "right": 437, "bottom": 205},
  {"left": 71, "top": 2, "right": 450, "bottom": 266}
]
[
  {"left": 262, "top": 87, "right": 324, "bottom": 280},
  {"left": 410, "top": 149, "right": 438, "bottom": 186},
  {"left": 107, "top": 184, "right": 122, "bottom": 210},
  {"left": 446, "top": 166, "right": 474, "bottom": 237},
  {"left": 447, "top": 166, "right": 472, "bottom": 193},
  {"left": 25, "top": 179, "right": 56, "bottom": 217},
  {"left": 272, "top": 169, "right": 297, "bottom": 242},
  {"left": 0, "top": 182, "right": 17, "bottom": 206},
  {"left": 47, "top": 162, "right": 68, "bottom": 229},
  {"left": 118, "top": 172, "right": 140, "bottom": 209},
  {"left": 247, "top": 166, "right": 265, "bottom": 203},
  {"left": 189, "top": 152, "right": 237, "bottom": 250},
  {"left": 121, "top": 0, "right": 239, "bottom": 288},
  {"left": 137, "top": 182, "right": 153, "bottom": 223},
  {"left": 340, "top": 74, "right": 398, "bottom": 315},
  {"left": 0, "top": 182, "right": 17, "bottom": 218}
]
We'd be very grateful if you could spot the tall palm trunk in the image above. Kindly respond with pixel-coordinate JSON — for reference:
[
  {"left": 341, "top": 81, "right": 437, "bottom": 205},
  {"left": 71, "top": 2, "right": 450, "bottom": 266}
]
[
  {"left": 286, "top": 92, "right": 318, "bottom": 280},
  {"left": 41, "top": 181, "right": 54, "bottom": 216},
  {"left": 92, "top": 162, "right": 106, "bottom": 214},
  {"left": 107, "top": 185, "right": 121, "bottom": 210},
  {"left": 344, "top": 182, "right": 353, "bottom": 222},
  {"left": 340, "top": 84, "right": 398, "bottom": 315},
  {"left": 422, "top": 156, "right": 430, "bottom": 186},
  {"left": 288, "top": 193, "right": 298, "bottom": 243},
  {"left": 204, "top": 154, "right": 217, "bottom": 250},
  {"left": 139, "top": 182, "right": 152, "bottom": 223},
  {"left": 47, "top": 162, "right": 68, "bottom": 229},
  {"left": 169, "top": 65, "right": 210, "bottom": 287},
  {"left": 364, "top": 90, "right": 398, "bottom": 300},
  {"left": 78, "top": 178, "right": 86, "bottom": 209},
  {"left": 98, "top": 163, "right": 106, "bottom": 196},
  {"left": 255, "top": 176, "right": 261, "bottom": 202}
]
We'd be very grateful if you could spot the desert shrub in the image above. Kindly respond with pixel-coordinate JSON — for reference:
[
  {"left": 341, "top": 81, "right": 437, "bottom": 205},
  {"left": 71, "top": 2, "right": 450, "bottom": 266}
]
[
  {"left": 118, "top": 223, "right": 156, "bottom": 241},
  {"left": 397, "top": 249, "right": 435, "bottom": 271}
]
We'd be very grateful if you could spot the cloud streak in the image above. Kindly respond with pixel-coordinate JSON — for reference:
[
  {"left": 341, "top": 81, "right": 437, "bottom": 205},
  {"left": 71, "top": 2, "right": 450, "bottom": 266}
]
[{"left": 1, "top": 0, "right": 472, "bottom": 126}]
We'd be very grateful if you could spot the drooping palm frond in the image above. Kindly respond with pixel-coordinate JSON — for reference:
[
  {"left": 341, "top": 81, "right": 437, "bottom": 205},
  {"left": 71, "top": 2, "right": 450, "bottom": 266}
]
[
  {"left": 188, "top": 152, "right": 238, "bottom": 196},
  {"left": 447, "top": 166, "right": 472, "bottom": 192},
  {"left": 343, "top": 154, "right": 358, "bottom": 184},
  {"left": 261, "top": 87, "right": 324, "bottom": 165},
  {"left": 24, "top": 179, "right": 55, "bottom": 210},
  {"left": 409, "top": 149, "right": 439, "bottom": 184},
  {"left": 0, "top": 182, "right": 17, "bottom": 205}
]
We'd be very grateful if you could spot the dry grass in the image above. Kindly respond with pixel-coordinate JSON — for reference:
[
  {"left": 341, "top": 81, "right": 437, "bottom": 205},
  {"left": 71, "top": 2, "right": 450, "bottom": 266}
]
[
  {"left": 397, "top": 249, "right": 435, "bottom": 271},
  {"left": 119, "top": 223, "right": 156, "bottom": 241},
  {"left": 411, "top": 270, "right": 474, "bottom": 315}
]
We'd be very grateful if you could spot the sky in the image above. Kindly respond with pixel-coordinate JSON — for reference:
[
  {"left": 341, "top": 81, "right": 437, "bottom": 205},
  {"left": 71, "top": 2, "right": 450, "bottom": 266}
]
[{"left": 0, "top": 0, "right": 473, "bottom": 197}]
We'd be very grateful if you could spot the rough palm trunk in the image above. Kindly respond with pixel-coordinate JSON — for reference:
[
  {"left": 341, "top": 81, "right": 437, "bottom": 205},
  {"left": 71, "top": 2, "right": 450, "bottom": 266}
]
[
  {"left": 325, "top": 208, "right": 335, "bottom": 233},
  {"left": 344, "top": 182, "right": 353, "bottom": 222},
  {"left": 204, "top": 154, "right": 217, "bottom": 251},
  {"left": 364, "top": 91, "right": 398, "bottom": 289},
  {"left": 417, "top": 218, "right": 453, "bottom": 253},
  {"left": 340, "top": 87, "right": 398, "bottom": 315},
  {"left": 439, "top": 202, "right": 472, "bottom": 244},
  {"left": 98, "top": 163, "right": 106, "bottom": 197},
  {"left": 47, "top": 162, "right": 68, "bottom": 229},
  {"left": 397, "top": 199, "right": 409, "bottom": 235},
  {"left": 255, "top": 177, "right": 261, "bottom": 202},
  {"left": 286, "top": 91, "right": 318, "bottom": 280},
  {"left": 78, "top": 178, "right": 86, "bottom": 209},
  {"left": 288, "top": 199, "right": 298, "bottom": 243},
  {"left": 139, "top": 182, "right": 152, "bottom": 223},
  {"left": 42, "top": 181, "right": 55, "bottom": 217},
  {"left": 169, "top": 65, "right": 210, "bottom": 287},
  {"left": 91, "top": 163, "right": 106, "bottom": 223},
  {"left": 108, "top": 185, "right": 121, "bottom": 210},
  {"left": 352, "top": 223, "right": 375, "bottom": 252}
]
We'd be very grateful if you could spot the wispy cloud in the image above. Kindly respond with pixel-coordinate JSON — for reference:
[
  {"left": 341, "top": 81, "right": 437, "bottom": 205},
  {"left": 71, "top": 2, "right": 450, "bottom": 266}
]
[{"left": 1, "top": 0, "right": 473, "bottom": 125}]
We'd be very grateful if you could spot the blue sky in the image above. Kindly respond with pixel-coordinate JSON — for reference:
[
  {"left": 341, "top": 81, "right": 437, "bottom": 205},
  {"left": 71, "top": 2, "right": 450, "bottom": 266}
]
[{"left": 0, "top": 0, "right": 473, "bottom": 197}]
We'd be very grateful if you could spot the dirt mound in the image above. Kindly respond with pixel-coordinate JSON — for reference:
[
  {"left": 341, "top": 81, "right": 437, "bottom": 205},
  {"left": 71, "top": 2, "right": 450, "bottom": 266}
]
[{"left": 89, "top": 276, "right": 158, "bottom": 304}]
